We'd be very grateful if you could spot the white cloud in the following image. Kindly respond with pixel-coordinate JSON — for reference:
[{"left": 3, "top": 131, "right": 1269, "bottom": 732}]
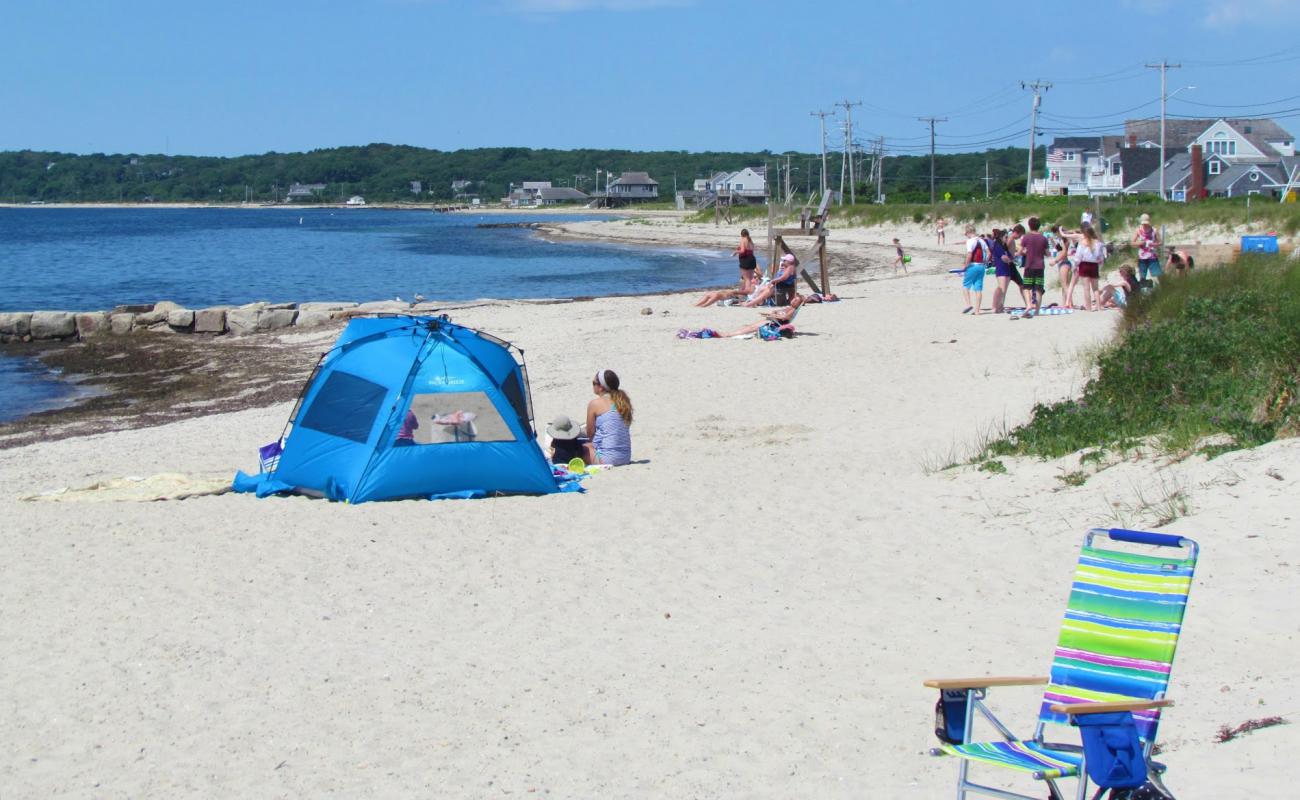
[
  {"left": 508, "top": 0, "right": 691, "bottom": 11},
  {"left": 1203, "top": 0, "right": 1297, "bottom": 27}
]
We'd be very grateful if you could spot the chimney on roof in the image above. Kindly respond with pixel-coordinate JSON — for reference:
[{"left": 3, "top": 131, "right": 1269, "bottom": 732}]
[
  {"left": 1189, "top": 144, "right": 1204, "bottom": 202},
  {"left": 1128, "top": 133, "right": 1137, "bottom": 148}
]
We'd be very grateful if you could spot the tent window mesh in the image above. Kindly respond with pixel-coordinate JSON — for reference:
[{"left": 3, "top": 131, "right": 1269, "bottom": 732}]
[
  {"left": 398, "top": 392, "right": 516, "bottom": 445},
  {"left": 300, "top": 371, "right": 388, "bottom": 444}
]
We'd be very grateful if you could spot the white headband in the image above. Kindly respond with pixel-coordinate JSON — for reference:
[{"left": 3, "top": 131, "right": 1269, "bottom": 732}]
[{"left": 595, "top": 370, "right": 610, "bottom": 390}]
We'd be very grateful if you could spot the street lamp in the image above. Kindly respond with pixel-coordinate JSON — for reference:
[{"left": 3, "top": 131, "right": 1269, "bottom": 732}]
[{"left": 1159, "top": 85, "right": 1196, "bottom": 201}]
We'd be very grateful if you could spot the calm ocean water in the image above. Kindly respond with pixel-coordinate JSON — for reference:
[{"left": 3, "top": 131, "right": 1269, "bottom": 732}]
[{"left": 0, "top": 207, "right": 735, "bottom": 421}]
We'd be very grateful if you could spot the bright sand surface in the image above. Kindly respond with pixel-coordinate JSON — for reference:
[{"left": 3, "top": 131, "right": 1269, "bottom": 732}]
[{"left": 2, "top": 229, "right": 1298, "bottom": 797}]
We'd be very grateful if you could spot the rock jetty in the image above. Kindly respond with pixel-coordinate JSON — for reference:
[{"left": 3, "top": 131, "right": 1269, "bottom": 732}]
[{"left": 0, "top": 300, "right": 441, "bottom": 345}]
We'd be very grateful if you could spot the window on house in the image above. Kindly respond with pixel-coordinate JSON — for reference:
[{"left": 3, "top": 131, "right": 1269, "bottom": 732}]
[
  {"left": 1209, "top": 161, "right": 1221, "bottom": 175},
  {"left": 1250, "top": 171, "right": 1260, "bottom": 182}
]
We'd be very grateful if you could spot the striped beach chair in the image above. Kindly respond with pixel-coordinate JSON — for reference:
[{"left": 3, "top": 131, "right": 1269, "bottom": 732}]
[{"left": 924, "top": 528, "right": 1199, "bottom": 800}]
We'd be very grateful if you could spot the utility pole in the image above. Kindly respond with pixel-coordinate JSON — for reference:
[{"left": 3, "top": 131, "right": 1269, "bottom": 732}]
[
  {"left": 836, "top": 99, "right": 862, "bottom": 204},
  {"left": 875, "top": 137, "right": 885, "bottom": 203},
  {"left": 810, "top": 109, "right": 832, "bottom": 196},
  {"left": 1021, "top": 80, "right": 1052, "bottom": 196},
  {"left": 784, "top": 154, "right": 792, "bottom": 204},
  {"left": 985, "top": 158, "right": 991, "bottom": 199},
  {"left": 918, "top": 116, "right": 947, "bottom": 206},
  {"left": 1145, "top": 60, "right": 1181, "bottom": 201}
]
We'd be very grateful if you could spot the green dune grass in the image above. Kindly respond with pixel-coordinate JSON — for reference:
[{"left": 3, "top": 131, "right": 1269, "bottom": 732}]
[{"left": 987, "top": 254, "right": 1300, "bottom": 460}]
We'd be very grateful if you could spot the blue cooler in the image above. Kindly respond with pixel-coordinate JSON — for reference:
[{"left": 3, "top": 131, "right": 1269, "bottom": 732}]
[{"left": 1241, "top": 235, "right": 1279, "bottom": 254}]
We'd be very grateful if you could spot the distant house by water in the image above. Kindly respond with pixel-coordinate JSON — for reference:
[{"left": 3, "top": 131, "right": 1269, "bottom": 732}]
[
  {"left": 345, "top": 195, "right": 366, "bottom": 206},
  {"left": 679, "top": 166, "right": 768, "bottom": 209},
  {"left": 287, "top": 182, "right": 327, "bottom": 201},
  {"left": 607, "top": 172, "right": 659, "bottom": 201},
  {"left": 502, "top": 181, "right": 588, "bottom": 207},
  {"left": 536, "top": 187, "right": 589, "bottom": 205}
]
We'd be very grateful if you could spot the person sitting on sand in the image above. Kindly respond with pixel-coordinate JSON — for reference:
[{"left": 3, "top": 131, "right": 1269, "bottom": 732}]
[
  {"left": 742, "top": 256, "right": 797, "bottom": 307},
  {"left": 713, "top": 295, "right": 806, "bottom": 338},
  {"left": 1099, "top": 264, "right": 1139, "bottom": 309},
  {"left": 585, "top": 369, "right": 633, "bottom": 466},
  {"left": 545, "top": 414, "right": 586, "bottom": 465},
  {"left": 756, "top": 252, "right": 799, "bottom": 306},
  {"left": 695, "top": 276, "right": 771, "bottom": 307}
]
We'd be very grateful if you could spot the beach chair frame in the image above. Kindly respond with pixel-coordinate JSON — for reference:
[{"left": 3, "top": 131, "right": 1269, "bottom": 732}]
[{"left": 924, "top": 527, "right": 1198, "bottom": 800}]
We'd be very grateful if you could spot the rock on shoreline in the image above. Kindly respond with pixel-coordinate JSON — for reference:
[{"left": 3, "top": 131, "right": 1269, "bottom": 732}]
[{"left": 0, "top": 300, "right": 445, "bottom": 345}]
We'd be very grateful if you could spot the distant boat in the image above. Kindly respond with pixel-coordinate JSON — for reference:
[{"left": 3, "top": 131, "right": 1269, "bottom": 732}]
[{"left": 345, "top": 196, "right": 366, "bottom": 207}]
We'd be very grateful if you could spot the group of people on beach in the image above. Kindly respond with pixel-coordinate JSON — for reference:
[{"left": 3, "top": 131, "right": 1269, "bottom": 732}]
[{"left": 957, "top": 212, "right": 1194, "bottom": 318}]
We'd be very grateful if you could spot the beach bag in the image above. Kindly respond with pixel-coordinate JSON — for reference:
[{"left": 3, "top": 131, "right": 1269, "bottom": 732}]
[
  {"left": 933, "top": 689, "right": 969, "bottom": 745},
  {"left": 1073, "top": 712, "right": 1147, "bottom": 790},
  {"left": 758, "top": 322, "right": 794, "bottom": 340}
]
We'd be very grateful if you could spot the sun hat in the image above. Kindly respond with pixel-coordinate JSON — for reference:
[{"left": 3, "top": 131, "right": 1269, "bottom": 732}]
[
  {"left": 1139, "top": 213, "right": 1151, "bottom": 224},
  {"left": 547, "top": 414, "right": 580, "bottom": 441},
  {"left": 781, "top": 253, "right": 796, "bottom": 263}
]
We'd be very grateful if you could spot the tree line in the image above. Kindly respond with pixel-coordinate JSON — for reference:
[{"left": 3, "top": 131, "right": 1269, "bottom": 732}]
[{"left": 0, "top": 143, "right": 1037, "bottom": 204}]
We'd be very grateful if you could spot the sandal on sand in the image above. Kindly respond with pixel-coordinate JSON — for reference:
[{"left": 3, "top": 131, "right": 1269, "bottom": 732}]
[{"left": 962, "top": 306, "right": 973, "bottom": 314}]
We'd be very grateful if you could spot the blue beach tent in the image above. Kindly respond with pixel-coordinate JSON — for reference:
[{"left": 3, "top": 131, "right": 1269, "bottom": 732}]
[{"left": 233, "top": 315, "right": 563, "bottom": 502}]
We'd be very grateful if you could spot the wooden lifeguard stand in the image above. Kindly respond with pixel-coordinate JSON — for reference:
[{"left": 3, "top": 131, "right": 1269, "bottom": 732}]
[{"left": 766, "top": 189, "right": 833, "bottom": 296}]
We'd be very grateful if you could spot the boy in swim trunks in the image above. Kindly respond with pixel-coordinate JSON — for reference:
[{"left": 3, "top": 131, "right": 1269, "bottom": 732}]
[{"left": 1017, "top": 217, "right": 1049, "bottom": 318}]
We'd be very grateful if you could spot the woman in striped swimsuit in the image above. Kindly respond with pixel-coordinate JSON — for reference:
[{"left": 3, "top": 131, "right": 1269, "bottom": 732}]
[{"left": 584, "top": 369, "right": 634, "bottom": 466}]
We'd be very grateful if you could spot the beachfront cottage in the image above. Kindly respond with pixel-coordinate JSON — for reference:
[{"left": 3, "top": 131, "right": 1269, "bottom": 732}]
[
  {"left": 683, "top": 167, "right": 769, "bottom": 209},
  {"left": 607, "top": 172, "right": 659, "bottom": 202},
  {"left": 536, "top": 187, "right": 590, "bottom": 206}
]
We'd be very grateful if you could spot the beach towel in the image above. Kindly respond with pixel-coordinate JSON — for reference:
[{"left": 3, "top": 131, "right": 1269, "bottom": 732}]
[
  {"left": 1009, "top": 307, "right": 1075, "bottom": 318},
  {"left": 21, "top": 473, "right": 234, "bottom": 502},
  {"left": 677, "top": 328, "right": 722, "bottom": 339}
]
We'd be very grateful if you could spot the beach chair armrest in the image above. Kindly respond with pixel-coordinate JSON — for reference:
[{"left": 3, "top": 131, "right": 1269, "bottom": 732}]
[
  {"left": 1050, "top": 699, "right": 1173, "bottom": 716},
  {"left": 923, "top": 676, "right": 1048, "bottom": 690}
]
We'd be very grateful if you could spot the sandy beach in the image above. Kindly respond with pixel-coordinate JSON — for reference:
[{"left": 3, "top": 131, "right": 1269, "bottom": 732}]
[{"left": 2, "top": 222, "right": 1298, "bottom": 798}]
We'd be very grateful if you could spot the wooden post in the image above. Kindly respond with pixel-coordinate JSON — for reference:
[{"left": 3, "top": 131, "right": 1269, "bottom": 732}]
[
  {"left": 818, "top": 237, "right": 829, "bottom": 295},
  {"left": 766, "top": 200, "right": 776, "bottom": 279}
]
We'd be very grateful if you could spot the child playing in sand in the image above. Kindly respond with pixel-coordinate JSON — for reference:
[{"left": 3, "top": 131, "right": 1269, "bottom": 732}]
[{"left": 893, "top": 238, "right": 909, "bottom": 274}]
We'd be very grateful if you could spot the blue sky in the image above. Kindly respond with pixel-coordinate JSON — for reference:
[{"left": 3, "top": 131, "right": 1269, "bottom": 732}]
[{"left": 4, "top": 0, "right": 1300, "bottom": 157}]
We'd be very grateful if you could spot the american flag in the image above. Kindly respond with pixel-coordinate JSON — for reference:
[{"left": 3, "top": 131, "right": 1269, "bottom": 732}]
[{"left": 1046, "top": 148, "right": 1066, "bottom": 164}]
